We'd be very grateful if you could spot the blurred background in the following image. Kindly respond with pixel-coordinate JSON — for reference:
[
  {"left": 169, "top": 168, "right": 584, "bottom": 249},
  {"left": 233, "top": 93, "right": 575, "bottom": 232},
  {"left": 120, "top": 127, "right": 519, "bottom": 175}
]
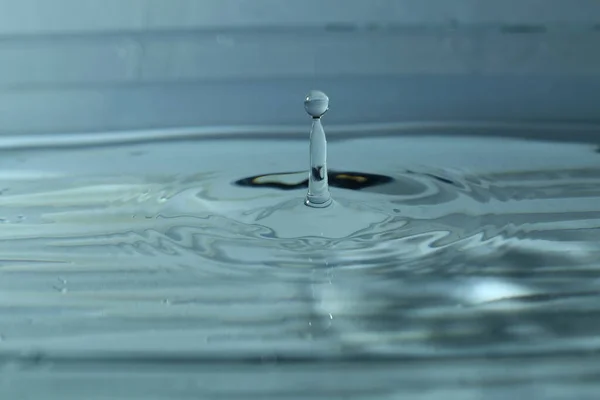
[{"left": 0, "top": 0, "right": 599, "bottom": 136}]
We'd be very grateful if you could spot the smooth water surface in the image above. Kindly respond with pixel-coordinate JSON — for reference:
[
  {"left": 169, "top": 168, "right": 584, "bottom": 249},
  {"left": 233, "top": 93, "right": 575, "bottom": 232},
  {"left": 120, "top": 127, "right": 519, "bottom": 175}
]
[{"left": 1, "top": 128, "right": 600, "bottom": 399}]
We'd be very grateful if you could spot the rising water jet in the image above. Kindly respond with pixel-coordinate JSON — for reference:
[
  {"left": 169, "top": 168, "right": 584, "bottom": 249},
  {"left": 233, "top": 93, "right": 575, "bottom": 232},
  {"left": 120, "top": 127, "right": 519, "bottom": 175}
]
[{"left": 304, "top": 90, "right": 333, "bottom": 208}]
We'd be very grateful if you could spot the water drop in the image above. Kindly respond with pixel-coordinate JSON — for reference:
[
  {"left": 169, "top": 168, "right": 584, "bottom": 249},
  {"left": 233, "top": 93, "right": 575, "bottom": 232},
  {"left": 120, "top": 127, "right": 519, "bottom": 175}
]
[
  {"left": 304, "top": 90, "right": 332, "bottom": 208},
  {"left": 53, "top": 277, "right": 68, "bottom": 294}
]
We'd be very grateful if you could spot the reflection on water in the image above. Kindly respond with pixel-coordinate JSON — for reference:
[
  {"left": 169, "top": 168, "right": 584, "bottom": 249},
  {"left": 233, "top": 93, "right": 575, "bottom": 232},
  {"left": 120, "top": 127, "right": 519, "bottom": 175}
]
[{"left": 1, "top": 130, "right": 600, "bottom": 398}]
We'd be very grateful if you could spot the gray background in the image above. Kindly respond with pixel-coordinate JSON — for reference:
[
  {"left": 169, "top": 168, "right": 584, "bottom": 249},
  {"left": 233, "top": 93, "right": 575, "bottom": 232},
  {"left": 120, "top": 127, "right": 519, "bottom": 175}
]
[{"left": 0, "top": 0, "right": 599, "bottom": 135}]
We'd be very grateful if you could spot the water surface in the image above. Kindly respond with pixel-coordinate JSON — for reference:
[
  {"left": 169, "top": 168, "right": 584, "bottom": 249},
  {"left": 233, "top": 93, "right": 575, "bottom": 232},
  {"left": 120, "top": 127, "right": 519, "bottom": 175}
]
[{"left": 1, "top": 128, "right": 600, "bottom": 399}]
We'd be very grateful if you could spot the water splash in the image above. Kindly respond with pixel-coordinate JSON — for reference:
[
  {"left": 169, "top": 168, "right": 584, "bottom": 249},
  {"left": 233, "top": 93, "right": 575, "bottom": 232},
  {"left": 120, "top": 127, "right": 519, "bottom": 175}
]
[
  {"left": 304, "top": 90, "right": 332, "bottom": 208},
  {"left": 0, "top": 127, "right": 600, "bottom": 399}
]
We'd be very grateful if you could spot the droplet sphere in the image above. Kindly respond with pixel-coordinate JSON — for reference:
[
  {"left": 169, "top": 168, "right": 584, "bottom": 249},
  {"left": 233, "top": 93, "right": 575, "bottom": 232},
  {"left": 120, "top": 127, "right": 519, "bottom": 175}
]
[{"left": 304, "top": 90, "right": 329, "bottom": 118}]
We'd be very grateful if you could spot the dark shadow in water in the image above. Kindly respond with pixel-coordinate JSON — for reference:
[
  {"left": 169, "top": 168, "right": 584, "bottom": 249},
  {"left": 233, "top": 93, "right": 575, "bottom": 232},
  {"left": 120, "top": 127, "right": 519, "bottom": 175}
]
[{"left": 233, "top": 171, "right": 394, "bottom": 191}]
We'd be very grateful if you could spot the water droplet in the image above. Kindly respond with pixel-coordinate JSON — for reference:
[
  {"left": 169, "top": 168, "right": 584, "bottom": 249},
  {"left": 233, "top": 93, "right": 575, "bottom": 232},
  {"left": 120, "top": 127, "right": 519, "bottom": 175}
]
[
  {"left": 304, "top": 90, "right": 329, "bottom": 118},
  {"left": 53, "top": 277, "right": 68, "bottom": 294},
  {"left": 304, "top": 90, "right": 332, "bottom": 208},
  {"left": 52, "top": 285, "right": 67, "bottom": 294}
]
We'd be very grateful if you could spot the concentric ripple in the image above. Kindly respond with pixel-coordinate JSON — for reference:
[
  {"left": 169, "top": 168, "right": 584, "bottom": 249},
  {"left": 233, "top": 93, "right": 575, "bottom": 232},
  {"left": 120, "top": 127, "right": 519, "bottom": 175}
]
[{"left": 0, "top": 132, "right": 600, "bottom": 366}]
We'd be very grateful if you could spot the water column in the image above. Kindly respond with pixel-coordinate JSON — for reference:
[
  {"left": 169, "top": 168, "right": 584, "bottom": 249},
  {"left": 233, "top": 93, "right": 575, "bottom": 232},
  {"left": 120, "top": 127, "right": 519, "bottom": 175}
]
[{"left": 304, "top": 90, "right": 333, "bottom": 208}]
